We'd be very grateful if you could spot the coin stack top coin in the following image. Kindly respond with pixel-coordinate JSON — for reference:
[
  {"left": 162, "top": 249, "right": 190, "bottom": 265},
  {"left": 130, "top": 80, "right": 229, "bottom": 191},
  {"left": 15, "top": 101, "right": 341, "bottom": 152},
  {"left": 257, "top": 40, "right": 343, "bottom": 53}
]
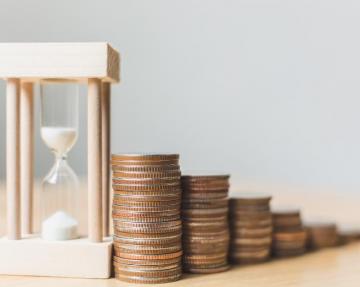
[
  {"left": 306, "top": 222, "right": 339, "bottom": 249},
  {"left": 229, "top": 193, "right": 272, "bottom": 264},
  {"left": 181, "top": 173, "right": 230, "bottom": 274},
  {"left": 272, "top": 207, "right": 307, "bottom": 257},
  {"left": 111, "top": 153, "right": 182, "bottom": 284}
]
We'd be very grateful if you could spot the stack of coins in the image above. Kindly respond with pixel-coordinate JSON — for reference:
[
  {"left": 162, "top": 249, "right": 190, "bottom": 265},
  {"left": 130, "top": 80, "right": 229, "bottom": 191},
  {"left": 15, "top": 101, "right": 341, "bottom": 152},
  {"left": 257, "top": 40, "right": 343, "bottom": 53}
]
[
  {"left": 111, "top": 154, "right": 182, "bottom": 284},
  {"left": 181, "top": 174, "right": 230, "bottom": 274},
  {"left": 338, "top": 226, "right": 360, "bottom": 245},
  {"left": 306, "top": 222, "right": 338, "bottom": 249},
  {"left": 272, "top": 208, "right": 307, "bottom": 257},
  {"left": 229, "top": 193, "right": 272, "bottom": 264}
]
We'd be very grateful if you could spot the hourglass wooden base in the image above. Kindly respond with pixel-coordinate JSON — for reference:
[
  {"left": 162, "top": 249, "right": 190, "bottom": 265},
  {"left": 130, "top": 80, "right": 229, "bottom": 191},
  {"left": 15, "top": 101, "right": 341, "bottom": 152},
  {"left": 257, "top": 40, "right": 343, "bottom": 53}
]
[
  {"left": 0, "top": 236, "right": 113, "bottom": 278},
  {"left": 0, "top": 43, "right": 120, "bottom": 279}
]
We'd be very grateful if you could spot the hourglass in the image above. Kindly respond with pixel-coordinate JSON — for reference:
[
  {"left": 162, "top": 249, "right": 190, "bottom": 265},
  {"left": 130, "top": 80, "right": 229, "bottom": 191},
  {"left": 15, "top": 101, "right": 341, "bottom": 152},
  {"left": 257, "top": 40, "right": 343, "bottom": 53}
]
[
  {"left": 40, "top": 81, "right": 80, "bottom": 240},
  {"left": 0, "top": 42, "right": 120, "bottom": 278}
]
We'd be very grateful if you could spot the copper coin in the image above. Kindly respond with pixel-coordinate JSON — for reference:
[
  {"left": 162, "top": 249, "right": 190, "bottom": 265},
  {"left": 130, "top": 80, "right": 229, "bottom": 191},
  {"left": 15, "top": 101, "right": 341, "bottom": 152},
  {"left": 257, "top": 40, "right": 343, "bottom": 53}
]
[
  {"left": 114, "top": 230, "right": 181, "bottom": 239},
  {"left": 306, "top": 222, "right": 338, "bottom": 248},
  {"left": 273, "top": 229, "right": 307, "bottom": 241},
  {"left": 183, "top": 221, "right": 228, "bottom": 233},
  {"left": 113, "top": 214, "right": 180, "bottom": 223},
  {"left": 272, "top": 241, "right": 306, "bottom": 250},
  {"left": 113, "top": 170, "right": 181, "bottom": 179},
  {"left": 273, "top": 215, "right": 302, "bottom": 227},
  {"left": 184, "top": 264, "right": 230, "bottom": 274},
  {"left": 113, "top": 261, "right": 180, "bottom": 271},
  {"left": 184, "top": 244, "right": 229, "bottom": 255},
  {"left": 182, "top": 198, "right": 228, "bottom": 209},
  {"left": 181, "top": 186, "right": 229, "bottom": 193},
  {"left": 114, "top": 273, "right": 181, "bottom": 284},
  {"left": 113, "top": 255, "right": 182, "bottom": 266},
  {"left": 181, "top": 173, "right": 230, "bottom": 180},
  {"left": 182, "top": 192, "right": 229, "bottom": 200},
  {"left": 112, "top": 208, "right": 180, "bottom": 216},
  {"left": 114, "top": 244, "right": 181, "bottom": 255},
  {"left": 112, "top": 191, "right": 181, "bottom": 198},
  {"left": 115, "top": 266, "right": 182, "bottom": 278},
  {"left": 112, "top": 164, "right": 180, "bottom": 172},
  {"left": 116, "top": 250, "right": 183, "bottom": 260},
  {"left": 182, "top": 183, "right": 230, "bottom": 189},
  {"left": 273, "top": 247, "right": 306, "bottom": 257},
  {"left": 229, "top": 193, "right": 271, "bottom": 205},
  {"left": 230, "top": 214, "right": 272, "bottom": 222},
  {"left": 271, "top": 206, "right": 299, "bottom": 215},
  {"left": 114, "top": 234, "right": 181, "bottom": 245},
  {"left": 112, "top": 177, "right": 180, "bottom": 185},
  {"left": 230, "top": 248, "right": 270, "bottom": 259},
  {"left": 231, "top": 237, "right": 272, "bottom": 246},
  {"left": 232, "top": 226, "right": 272, "bottom": 237},
  {"left": 112, "top": 153, "right": 179, "bottom": 161},
  {"left": 112, "top": 194, "right": 181, "bottom": 203},
  {"left": 230, "top": 205, "right": 270, "bottom": 212},
  {"left": 230, "top": 218, "right": 272, "bottom": 228},
  {"left": 183, "top": 234, "right": 230, "bottom": 244},
  {"left": 113, "top": 203, "right": 180, "bottom": 212},
  {"left": 113, "top": 198, "right": 179, "bottom": 207},
  {"left": 183, "top": 253, "right": 227, "bottom": 259},
  {"left": 183, "top": 253, "right": 227, "bottom": 263},
  {"left": 112, "top": 159, "right": 179, "bottom": 166},
  {"left": 113, "top": 181, "right": 181, "bottom": 190},
  {"left": 113, "top": 220, "right": 181, "bottom": 232},
  {"left": 113, "top": 227, "right": 182, "bottom": 235},
  {"left": 181, "top": 208, "right": 228, "bottom": 220},
  {"left": 230, "top": 255, "right": 269, "bottom": 264}
]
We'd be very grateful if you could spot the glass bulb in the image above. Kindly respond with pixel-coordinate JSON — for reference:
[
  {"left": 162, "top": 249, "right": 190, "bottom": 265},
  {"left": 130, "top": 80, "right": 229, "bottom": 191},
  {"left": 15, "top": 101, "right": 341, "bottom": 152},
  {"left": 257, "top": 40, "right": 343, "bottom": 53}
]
[{"left": 40, "top": 80, "right": 81, "bottom": 241}]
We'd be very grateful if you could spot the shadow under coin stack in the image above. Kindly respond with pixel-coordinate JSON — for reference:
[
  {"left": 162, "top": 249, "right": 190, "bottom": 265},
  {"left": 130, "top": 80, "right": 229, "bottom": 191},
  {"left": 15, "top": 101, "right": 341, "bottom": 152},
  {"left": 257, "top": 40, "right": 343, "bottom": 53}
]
[
  {"left": 272, "top": 208, "right": 307, "bottom": 257},
  {"left": 306, "top": 222, "right": 338, "bottom": 249},
  {"left": 111, "top": 154, "right": 182, "bottom": 284},
  {"left": 181, "top": 174, "right": 230, "bottom": 274},
  {"left": 229, "top": 193, "right": 272, "bottom": 264}
]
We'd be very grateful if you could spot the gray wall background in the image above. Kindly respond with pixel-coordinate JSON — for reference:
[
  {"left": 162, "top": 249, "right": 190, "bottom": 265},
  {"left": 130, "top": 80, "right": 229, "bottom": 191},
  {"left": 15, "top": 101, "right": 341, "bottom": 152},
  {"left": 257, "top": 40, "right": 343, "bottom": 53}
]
[{"left": 0, "top": 0, "right": 360, "bottom": 186}]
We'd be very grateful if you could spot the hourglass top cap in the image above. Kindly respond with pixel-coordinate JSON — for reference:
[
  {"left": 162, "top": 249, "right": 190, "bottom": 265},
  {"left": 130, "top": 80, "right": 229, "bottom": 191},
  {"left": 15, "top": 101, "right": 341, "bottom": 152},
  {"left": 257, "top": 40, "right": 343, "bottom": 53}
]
[{"left": 0, "top": 42, "right": 120, "bottom": 83}]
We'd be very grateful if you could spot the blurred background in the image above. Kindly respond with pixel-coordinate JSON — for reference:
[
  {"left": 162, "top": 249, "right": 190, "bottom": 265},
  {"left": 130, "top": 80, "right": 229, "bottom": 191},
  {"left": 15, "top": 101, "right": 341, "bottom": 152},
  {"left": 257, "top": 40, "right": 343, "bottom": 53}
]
[{"left": 0, "top": 0, "right": 360, "bottom": 198}]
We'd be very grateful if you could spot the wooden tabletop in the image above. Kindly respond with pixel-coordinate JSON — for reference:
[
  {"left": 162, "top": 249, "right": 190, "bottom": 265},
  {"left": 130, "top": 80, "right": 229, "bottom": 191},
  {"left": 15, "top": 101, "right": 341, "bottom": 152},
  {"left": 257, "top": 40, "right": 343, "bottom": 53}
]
[{"left": 1, "top": 180, "right": 360, "bottom": 286}]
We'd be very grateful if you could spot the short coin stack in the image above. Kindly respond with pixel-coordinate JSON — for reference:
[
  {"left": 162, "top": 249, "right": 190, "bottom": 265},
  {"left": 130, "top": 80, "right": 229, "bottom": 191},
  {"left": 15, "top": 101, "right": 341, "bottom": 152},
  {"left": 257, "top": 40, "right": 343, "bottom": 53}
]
[
  {"left": 306, "top": 222, "right": 338, "bottom": 249},
  {"left": 181, "top": 174, "right": 230, "bottom": 274},
  {"left": 338, "top": 226, "right": 360, "bottom": 245},
  {"left": 111, "top": 154, "right": 182, "bottom": 284},
  {"left": 229, "top": 193, "right": 272, "bottom": 264},
  {"left": 272, "top": 208, "right": 307, "bottom": 257}
]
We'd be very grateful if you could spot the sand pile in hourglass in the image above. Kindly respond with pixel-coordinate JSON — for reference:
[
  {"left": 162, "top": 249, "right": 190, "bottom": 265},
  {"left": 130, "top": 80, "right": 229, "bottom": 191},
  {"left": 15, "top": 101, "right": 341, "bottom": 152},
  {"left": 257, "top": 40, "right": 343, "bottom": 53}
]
[{"left": 111, "top": 154, "right": 182, "bottom": 284}]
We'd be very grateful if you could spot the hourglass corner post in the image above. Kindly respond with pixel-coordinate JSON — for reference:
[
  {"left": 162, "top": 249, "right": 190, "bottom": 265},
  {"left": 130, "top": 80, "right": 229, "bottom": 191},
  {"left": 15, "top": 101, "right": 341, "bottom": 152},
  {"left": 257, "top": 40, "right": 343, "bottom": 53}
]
[
  {"left": 20, "top": 82, "right": 34, "bottom": 235},
  {"left": 6, "top": 78, "right": 21, "bottom": 240},
  {"left": 88, "top": 78, "right": 103, "bottom": 242},
  {"left": 101, "top": 82, "right": 111, "bottom": 237}
]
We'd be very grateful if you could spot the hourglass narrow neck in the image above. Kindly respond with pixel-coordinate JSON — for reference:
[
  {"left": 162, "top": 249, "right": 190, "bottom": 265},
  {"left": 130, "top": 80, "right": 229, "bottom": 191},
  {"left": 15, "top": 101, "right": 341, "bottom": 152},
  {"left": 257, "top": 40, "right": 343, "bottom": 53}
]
[
  {"left": 44, "top": 152, "right": 78, "bottom": 185},
  {"left": 51, "top": 153, "right": 70, "bottom": 174},
  {"left": 54, "top": 152, "right": 68, "bottom": 161}
]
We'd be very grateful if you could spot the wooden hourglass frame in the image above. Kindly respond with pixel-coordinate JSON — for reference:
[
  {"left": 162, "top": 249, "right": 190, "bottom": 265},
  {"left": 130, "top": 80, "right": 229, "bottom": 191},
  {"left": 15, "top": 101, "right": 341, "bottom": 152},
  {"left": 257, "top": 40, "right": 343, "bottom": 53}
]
[{"left": 0, "top": 43, "right": 120, "bottom": 278}]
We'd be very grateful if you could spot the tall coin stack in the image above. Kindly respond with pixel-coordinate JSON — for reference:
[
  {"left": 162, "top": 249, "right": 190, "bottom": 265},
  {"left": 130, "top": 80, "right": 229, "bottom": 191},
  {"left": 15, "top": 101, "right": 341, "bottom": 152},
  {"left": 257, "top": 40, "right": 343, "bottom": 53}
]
[
  {"left": 229, "top": 193, "right": 272, "bottom": 264},
  {"left": 181, "top": 174, "right": 230, "bottom": 274},
  {"left": 111, "top": 154, "right": 182, "bottom": 284},
  {"left": 306, "top": 222, "right": 338, "bottom": 249},
  {"left": 272, "top": 208, "right": 307, "bottom": 257}
]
